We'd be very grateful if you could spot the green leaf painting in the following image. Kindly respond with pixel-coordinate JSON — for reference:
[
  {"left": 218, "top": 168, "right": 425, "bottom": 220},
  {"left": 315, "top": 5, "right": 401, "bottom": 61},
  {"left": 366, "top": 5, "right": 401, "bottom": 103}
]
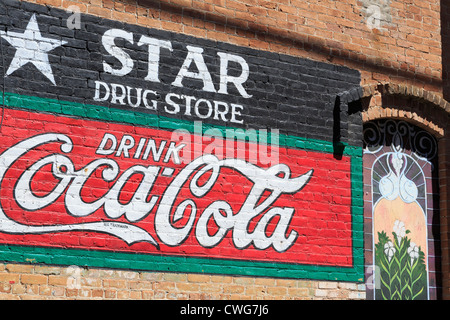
[{"left": 374, "top": 220, "right": 427, "bottom": 300}]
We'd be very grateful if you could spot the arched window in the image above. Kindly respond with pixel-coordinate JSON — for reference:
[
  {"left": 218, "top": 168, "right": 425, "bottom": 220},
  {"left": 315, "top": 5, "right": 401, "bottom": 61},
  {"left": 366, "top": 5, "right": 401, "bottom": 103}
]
[{"left": 363, "top": 119, "right": 441, "bottom": 300}]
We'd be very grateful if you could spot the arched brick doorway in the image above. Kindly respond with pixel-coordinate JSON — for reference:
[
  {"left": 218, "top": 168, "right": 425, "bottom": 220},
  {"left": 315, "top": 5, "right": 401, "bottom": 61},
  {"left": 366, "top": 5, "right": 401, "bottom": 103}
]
[{"left": 340, "top": 83, "right": 449, "bottom": 299}]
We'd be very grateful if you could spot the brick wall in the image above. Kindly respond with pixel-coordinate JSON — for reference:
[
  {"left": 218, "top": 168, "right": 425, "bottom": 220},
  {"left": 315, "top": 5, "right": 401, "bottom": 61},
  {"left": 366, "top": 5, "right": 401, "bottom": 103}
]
[
  {"left": 23, "top": 0, "right": 443, "bottom": 93},
  {"left": 0, "top": 0, "right": 447, "bottom": 300},
  {"left": 440, "top": 1, "right": 450, "bottom": 300},
  {"left": 441, "top": 0, "right": 449, "bottom": 101},
  {"left": 0, "top": 263, "right": 366, "bottom": 300}
]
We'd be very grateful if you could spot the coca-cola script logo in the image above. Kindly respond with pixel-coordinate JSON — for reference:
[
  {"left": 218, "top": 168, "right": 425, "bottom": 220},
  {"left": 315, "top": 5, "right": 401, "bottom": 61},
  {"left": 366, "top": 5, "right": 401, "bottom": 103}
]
[{"left": 0, "top": 109, "right": 353, "bottom": 266}]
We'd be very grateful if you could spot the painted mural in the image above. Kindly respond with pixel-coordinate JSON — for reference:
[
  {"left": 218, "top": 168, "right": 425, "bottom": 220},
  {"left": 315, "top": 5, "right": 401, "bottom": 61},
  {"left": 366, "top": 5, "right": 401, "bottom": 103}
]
[
  {"left": 0, "top": 104, "right": 359, "bottom": 279},
  {"left": 363, "top": 119, "right": 439, "bottom": 300},
  {"left": 0, "top": 0, "right": 364, "bottom": 281}
]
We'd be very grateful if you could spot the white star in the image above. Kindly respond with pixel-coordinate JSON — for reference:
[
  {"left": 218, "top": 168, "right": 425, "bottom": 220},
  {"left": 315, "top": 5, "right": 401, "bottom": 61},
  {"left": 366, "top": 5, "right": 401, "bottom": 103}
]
[{"left": 0, "top": 14, "right": 67, "bottom": 85}]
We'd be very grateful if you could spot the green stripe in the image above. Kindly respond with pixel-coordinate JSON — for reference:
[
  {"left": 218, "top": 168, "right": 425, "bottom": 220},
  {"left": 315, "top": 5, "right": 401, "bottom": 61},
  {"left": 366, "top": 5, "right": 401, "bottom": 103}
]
[
  {"left": 0, "top": 91, "right": 364, "bottom": 281},
  {"left": 350, "top": 154, "right": 365, "bottom": 282},
  {"left": 1, "top": 91, "right": 360, "bottom": 155},
  {"left": 0, "top": 244, "right": 363, "bottom": 281}
]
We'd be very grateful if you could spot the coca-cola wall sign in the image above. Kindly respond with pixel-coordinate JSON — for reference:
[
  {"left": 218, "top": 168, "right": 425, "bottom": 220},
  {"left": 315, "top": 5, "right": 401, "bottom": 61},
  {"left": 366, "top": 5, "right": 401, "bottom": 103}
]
[{"left": 0, "top": 0, "right": 364, "bottom": 280}]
